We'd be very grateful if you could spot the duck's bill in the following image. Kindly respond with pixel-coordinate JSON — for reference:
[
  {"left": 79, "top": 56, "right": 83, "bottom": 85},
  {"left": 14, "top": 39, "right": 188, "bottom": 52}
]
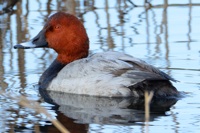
[
  {"left": 14, "top": 40, "right": 38, "bottom": 49},
  {"left": 14, "top": 30, "right": 48, "bottom": 49}
]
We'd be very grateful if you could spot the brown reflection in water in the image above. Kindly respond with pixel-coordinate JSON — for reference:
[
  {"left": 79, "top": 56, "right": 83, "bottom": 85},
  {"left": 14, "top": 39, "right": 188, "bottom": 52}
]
[
  {"left": 7, "top": 110, "right": 88, "bottom": 133},
  {"left": 0, "top": 44, "right": 8, "bottom": 90},
  {"left": 0, "top": 1, "right": 9, "bottom": 90},
  {"left": 0, "top": 33, "right": 8, "bottom": 90},
  {"left": 1, "top": 0, "right": 27, "bottom": 90},
  {"left": 187, "top": 0, "right": 192, "bottom": 50},
  {"left": 105, "top": 0, "right": 114, "bottom": 49},
  {"left": 58, "top": 0, "right": 76, "bottom": 14},
  {"left": 0, "top": 0, "right": 19, "bottom": 14},
  {"left": 144, "top": 1, "right": 171, "bottom": 75},
  {"left": 16, "top": 2, "right": 26, "bottom": 89},
  {"left": 145, "top": 6, "right": 150, "bottom": 53},
  {"left": 40, "top": 112, "right": 88, "bottom": 133},
  {"left": 47, "top": 0, "right": 52, "bottom": 15},
  {"left": 90, "top": 0, "right": 135, "bottom": 51},
  {"left": 163, "top": 0, "right": 169, "bottom": 62}
]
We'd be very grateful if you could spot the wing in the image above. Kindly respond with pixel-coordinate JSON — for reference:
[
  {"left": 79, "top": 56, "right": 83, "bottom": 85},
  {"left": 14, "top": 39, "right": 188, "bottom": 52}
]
[
  {"left": 118, "top": 53, "right": 177, "bottom": 82},
  {"left": 89, "top": 51, "right": 177, "bottom": 82}
]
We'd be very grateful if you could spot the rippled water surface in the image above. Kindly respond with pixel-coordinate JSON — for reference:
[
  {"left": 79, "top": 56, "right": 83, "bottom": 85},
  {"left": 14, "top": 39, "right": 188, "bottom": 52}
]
[{"left": 0, "top": 0, "right": 200, "bottom": 133}]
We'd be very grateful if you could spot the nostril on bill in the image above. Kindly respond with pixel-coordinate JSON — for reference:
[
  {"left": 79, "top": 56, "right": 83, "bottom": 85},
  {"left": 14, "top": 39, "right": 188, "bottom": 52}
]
[{"left": 32, "top": 38, "right": 39, "bottom": 43}]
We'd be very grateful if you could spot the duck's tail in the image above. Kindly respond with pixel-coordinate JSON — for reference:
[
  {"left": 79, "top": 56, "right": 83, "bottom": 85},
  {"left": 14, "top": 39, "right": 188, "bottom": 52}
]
[{"left": 129, "top": 80, "right": 179, "bottom": 99}]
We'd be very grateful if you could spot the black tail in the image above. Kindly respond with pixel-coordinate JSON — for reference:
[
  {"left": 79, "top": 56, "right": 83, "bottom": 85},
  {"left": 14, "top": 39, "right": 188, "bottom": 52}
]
[{"left": 129, "top": 80, "right": 179, "bottom": 98}]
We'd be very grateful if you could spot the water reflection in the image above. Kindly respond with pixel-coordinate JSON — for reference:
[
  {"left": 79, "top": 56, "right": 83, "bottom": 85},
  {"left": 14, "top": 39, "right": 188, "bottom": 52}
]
[
  {"left": 0, "top": 0, "right": 200, "bottom": 132},
  {"left": 0, "top": 0, "right": 19, "bottom": 14},
  {"left": 36, "top": 91, "right": 178, "bottom": 132},
  {"left": 45, "top": 91, "right": 177, "bottom": 124}
]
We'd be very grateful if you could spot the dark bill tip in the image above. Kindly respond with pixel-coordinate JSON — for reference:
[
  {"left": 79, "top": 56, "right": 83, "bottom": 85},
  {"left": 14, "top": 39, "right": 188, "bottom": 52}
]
[
  {"left": 13, "top": 41, "right": 37, "bottom": 49},
  {"left": 14, "top": 44, "right": 31, "bottom": 49}
]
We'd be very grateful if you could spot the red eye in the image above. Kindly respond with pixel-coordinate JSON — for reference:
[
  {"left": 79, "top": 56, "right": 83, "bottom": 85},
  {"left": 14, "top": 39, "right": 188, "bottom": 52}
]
[{"left": 54, "top": 25, "right": 61, "bottom": 30}]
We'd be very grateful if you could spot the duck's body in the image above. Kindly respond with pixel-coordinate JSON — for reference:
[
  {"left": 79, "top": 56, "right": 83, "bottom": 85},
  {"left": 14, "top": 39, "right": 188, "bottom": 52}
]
[
  {"left": 14, "top": 12, "right": 179, "bottom": 98},
  {"left": 41, "top": 51, "right": 178, "bottom": 97}
]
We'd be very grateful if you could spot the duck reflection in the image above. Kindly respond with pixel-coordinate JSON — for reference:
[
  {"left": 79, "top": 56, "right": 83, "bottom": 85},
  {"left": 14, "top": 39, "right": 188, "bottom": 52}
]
[{"left": 40, "top": 90, "right": 178, "bottom": 125}]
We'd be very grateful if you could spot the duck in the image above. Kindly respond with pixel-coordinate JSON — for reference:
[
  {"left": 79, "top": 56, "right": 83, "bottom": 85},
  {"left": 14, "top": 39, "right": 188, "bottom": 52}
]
[{"left": 14, "top": 12, "right": 179, "bottom": 98}]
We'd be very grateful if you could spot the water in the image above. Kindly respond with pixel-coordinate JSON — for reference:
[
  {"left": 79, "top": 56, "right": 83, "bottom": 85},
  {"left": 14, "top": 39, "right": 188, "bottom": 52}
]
[{"left": 0, "top": 0, "right": 200, "bottom": 132}]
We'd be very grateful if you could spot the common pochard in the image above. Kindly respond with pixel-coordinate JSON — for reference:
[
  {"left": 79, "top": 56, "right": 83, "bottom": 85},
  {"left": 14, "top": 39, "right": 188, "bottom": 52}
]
[{"left": 14, "top": 12, "right": 179, "bottom": 98}]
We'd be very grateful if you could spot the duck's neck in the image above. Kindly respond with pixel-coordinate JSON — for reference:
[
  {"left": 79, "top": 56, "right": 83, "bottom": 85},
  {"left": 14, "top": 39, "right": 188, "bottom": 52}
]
[
  {"left": 39, "top": 47, "right": 89, "bottom": 89},
  {"left": 39, "top": 59, "right": 66, "bottom": 89}
]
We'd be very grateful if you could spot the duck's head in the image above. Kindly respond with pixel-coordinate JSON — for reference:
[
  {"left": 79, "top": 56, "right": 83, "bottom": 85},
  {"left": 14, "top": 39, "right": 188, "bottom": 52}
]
[{"left": 14, "top": 12, "right": 89, "bottom": 64}]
